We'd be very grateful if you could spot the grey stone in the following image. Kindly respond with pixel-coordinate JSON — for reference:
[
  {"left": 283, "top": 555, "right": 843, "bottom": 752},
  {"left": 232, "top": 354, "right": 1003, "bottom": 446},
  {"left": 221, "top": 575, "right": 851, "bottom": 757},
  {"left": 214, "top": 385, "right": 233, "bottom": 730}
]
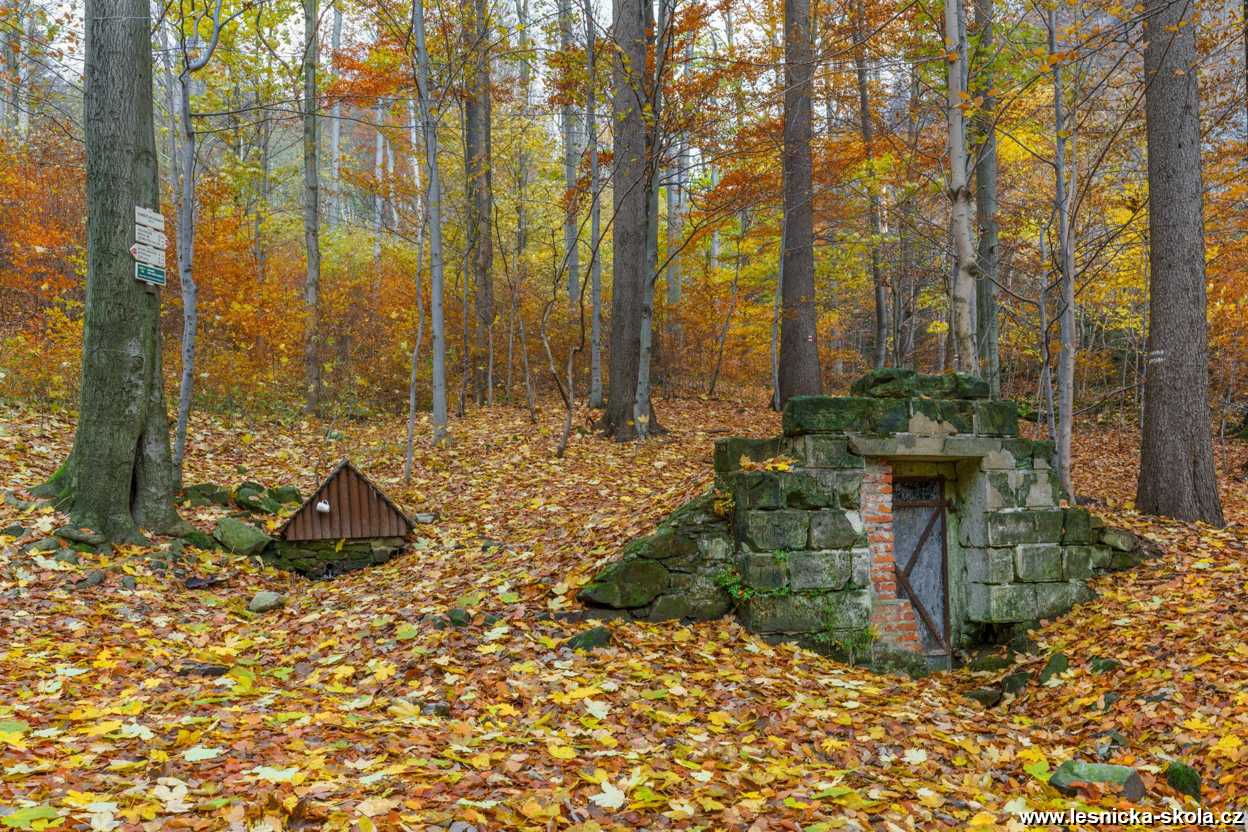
[
  {"left": 910, "top": 399, "right": 974, "bottom": 434},
  {"left": 1061, "top": 507, "right": 1093, "bottom": 544},
  {"left": 779, "top": 471, "right": 837, "bottom": 509},
  {"left": 740, "top": 552, "right": 787, "bottom": 590},
  {"left": 447, "top": 607, "right": 472, "bottom": 626},
  {"left": 965, "top": 686, "right": 1003, "bottom": 707},
  {"left": 247, "top": 590, "right": 285, "bottom": 613},
  {"left": 1014, "top": 544, "right": 1062, "bottom": 582},
  {"left": 783, "top": 396, "right": 879, "bottom": 435},
  {"left": 741, "top": 510, "right": 809, "bottom": 550},
  {"left": 52, "top": 549, "right": 80, "bottom": 565},
  {"left": 809, "top": 510, "right": 863, "bottom": 549},
  {"left": 848, "top": 548, "right": 871, "bottom": 588},
  {"left": 54, "top": 526, "right": 107, "bottom": 546},
  {"left": 681, "top": 575, "right": 733, "bottom": 619},
  {"left": 1165, "top": 761, "right": 1201, "bottom": 802},
  {"left": 1002, "top": 670, "right": 1031, "bottom": 694},
  {"left": 740, "top": 591, "right": 869, "bottom": 633},
  {"left": 212, "top": 517, "right": 272, "bottom": 557},
  {"left": 986, "top": 510, "right": 1063, "bottom": 546},
  {"left": 1099, "top": 527, "right": 1138, "bottom": 552},
  {"left": 578, "top": 558, "right": 669, "bottom": 609},
  {"left": 1035, "top": 581, "right": 1082, "bottom": 618},
  {"left": 725, "top": 471, "right": 783, "bottom": 510},
  {"left": 1063, "top": 546, "right": 1094, "bottom": 580},
  {"left": 974, "top": 400, "right": 1019, "bottom": 436},
  {"left": 1038, "top": 652, "right": 1069, "bottom": 683},
  {"left": 267, "top": 485, "right": 303, "bottom": 505},
  {"left": 120, "top": 576, "right": 137, "bottom": 590},
  {"left": 811, "top": 470, "right": 863, "bottom": 508},
  {"left": 79, "top": 569, "right": 106, "bottom": 588},
  {"left": 713, "top": 437, "right": 783, "bottom": 475},
  {"left": 1090, "top": 657, "right": 1122, "bottom": 674},
  {"left": 1049, "top": 761, "right": 1144, "bottom": 802},
  {"left": 965, "top": 548, "right": 1014, "bottom": 584},
  {"left": 942, "top": 436, "right": 1002, "bottom": 458},
  {"left": 967, "top": 583, "right": 1037, "bottom": 622},
  {"left": 788, "top": 550, "right": 851, "bottom": 591},
  {"left": 799, "top": 436, "right": 863, "bottom": 469},
  {"left": 566, "top": 625, "right": 613, "bottom": 650}
]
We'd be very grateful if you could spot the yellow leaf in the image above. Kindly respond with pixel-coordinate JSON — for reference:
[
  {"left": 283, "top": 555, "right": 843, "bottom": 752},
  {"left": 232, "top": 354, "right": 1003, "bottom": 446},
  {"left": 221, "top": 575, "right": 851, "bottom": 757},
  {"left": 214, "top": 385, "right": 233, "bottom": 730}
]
[{"left": 547, "top": 743, "right": 577, "bottom": 760}]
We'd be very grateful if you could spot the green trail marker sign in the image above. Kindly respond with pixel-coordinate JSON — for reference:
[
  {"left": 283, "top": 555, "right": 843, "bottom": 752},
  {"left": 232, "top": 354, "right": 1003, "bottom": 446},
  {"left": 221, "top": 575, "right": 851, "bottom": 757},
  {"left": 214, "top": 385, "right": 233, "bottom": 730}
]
[{"left": 135, "top": 262, "right": 166, "bottom": 286}]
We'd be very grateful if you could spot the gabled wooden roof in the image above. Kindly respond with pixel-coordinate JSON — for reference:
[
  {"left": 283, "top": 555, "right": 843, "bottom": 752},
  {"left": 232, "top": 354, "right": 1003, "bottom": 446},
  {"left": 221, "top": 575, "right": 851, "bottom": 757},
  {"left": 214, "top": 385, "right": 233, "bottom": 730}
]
[{"left": 278, "top": 459, "right": 413, "bottom": 541}]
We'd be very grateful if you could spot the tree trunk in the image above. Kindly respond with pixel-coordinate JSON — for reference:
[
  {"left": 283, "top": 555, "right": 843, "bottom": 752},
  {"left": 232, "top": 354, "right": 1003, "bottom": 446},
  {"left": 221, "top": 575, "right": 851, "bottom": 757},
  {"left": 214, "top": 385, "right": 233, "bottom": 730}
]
[
  {"left": 605, "top": 0, "right": 649, "bottom": 439},
  {"left": 38, "top": 0, "right": 184, "bottom": 541},
  {"left": 853, "top": 0, "right": 886, "bottom": 370},
  {"left": 464, "top": 0, "right": 493, "bottom": 405},
  {"left": 944, "top": 0, "right": 978, "bottom": 374},
  {"left": 413, "top": 0, "right": 449, "bottom": 443},
  {"left": 1136, "top": 0, "right": 1224, "bottom": 525},
  {"left": 560, "top": 0, "right": 581, "bottom": 303},
  {"left": 779, "top": 0, "right": 821, "bottom": 404},
  {"left": 403, "top": 99, "right": 427, "bottom": 482},
  {"left": 328, "top": 0, "right": 343, "bottom": 229},
  {"left": 1049, "top": 6, "right": 1077, "bottom": 499},
  {"left": 302, "top": 0, "right": 323, "bottom": 413},
  {"left": 173, "top": 71, "right": 197, "bottom": 484},
  {"left": 585, "top": 0, "right": 604, "bottom": 408},
  {"left": 973, "top": 0, "right": 999, "bottom": 395}
]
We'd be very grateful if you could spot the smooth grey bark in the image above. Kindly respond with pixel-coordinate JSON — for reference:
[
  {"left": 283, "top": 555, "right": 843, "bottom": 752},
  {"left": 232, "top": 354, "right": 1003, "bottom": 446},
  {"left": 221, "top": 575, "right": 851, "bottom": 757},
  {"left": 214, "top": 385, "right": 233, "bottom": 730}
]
[
  {"left": 1049, "top": 6, "right": 1077, "bottom": 499},
  {"left": 328, "top": 0, "right": 343, "bottom": 229},
  {"left": 464, "top": 0, "right": 494, "bottom": 405},
  {"left": 40, "top": 0, "right": 185, "bottom": 541},
  {"left": 302, "top": 0, "right": 323, "bottom": 413},
  {"left": 779, "top": 0, "right": 821, "bottom": 404},
  {"left": 605, "top": 0, "right": 651, "bottom": 439},
  {"left": 514, "top": 0, "right": 538, "bottom": 421},
  {"left": 413, "top": 0, "right": 448, "bottom": 443},
  {"left": 1136, "top": 0, "right": 1224, "bottom": 524},
  {"left": 973, "top": 0, "right": 999, "bottom": 395},
  {"left": 584, "top": 0, "right": 604, "bottom": 408},
  {"left": 560, "top": 0, "right": 581, "bottom": 302},
  {"left": 373, "top": 98, "right": 386, "bottom": 272},
  {"left": 404, "top": 99, "right": 427, "bottom": 482},
  {"left": 853, "top": 0, "right": 886, "bottom": 370},
  {"left": 943, "top": 0, "right": 977, "bottom": 373}
]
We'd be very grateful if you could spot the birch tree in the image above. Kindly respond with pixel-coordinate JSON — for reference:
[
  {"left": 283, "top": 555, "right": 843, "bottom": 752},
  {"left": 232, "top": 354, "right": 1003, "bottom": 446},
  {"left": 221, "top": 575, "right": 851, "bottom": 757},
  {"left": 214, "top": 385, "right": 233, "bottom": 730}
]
[
  {"left": 584, "top": 0, "right": 604, "bottom": 408},
  {"left": 943, "top": 0, "right": 977, "bottom": 373},
  {"left": 302, "top": 0, "right": 323, "bottom": 412}
]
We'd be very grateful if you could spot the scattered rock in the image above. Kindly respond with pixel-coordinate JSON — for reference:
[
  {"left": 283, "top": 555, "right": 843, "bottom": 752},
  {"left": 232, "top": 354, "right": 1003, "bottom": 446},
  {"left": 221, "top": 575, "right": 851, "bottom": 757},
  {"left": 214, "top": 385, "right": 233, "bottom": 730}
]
[
  {"left": 446, "top": 608, "right": 471, "bottom": 627},
  {"left": 52, "top": 549, "right": 80, "bottom": 566},
  {"left": 1099, "top": 527, "right": 1138, "bottom": 552},
  {"left": 1089, "top": 657, "right": 1122, "bottom": 674},
  {"left": 78, "top": 569, "right": 106, "bottom": 588},
  {"left": 1099, "top": 691, "right": 1121, "bottom": 710},
  {"left": 412, "top": 512, "right": 437, "bottom": 524},
  {"left": 3, "top": 490, "right": 35, "bottom": 510},
  {"left": 1049, "top": 760, "right": 1144, "bottom": 801},
  {"left": 566, "top": 625, "right": 613, "bottom": 651},
  {"left": 183, "top": 483, "right": 232, "bottom": 507},
  {"left": 185, "top": 575, "right": 228, "bottom": 590},
  {"left": 968, "top": 654, "right": 1012, "bottom": 672},
  {"left": 234, "top": 482, "right": 281, "bottom": 514},
  {"left": 1, "top": 523, "right": 27, "bottom": 539},
  {"left": 177, "top": 663, "right": 230, "bottom": 678},
  {"left": 964, "top": 687, "right": 1003, "bottom": 708},
  {"left": 266, "top": 484, "right": 303, "bottom": 505},
  {"left": 1001, "top": 670, "right": 1031, "bottom": 695},
  {"left": 1165, "top": 761, "right": 1201, "bottom": 802},
  {"left": 120, "top": 576, "right": 137, "bottom": 590},
  {"left": 421, "top": 701, "right": 451, "bottom": 717},
  {"left": 24, "top": 537, "right": 59, "bottom": 554},
  {"left": 447, "top": 822, "right": 479, "bottom": 832},
  {"left": 247, "top": 590, "right": 285, "bottom": 613},
  {"left": 212, "top": 517, "right": 272, "bottom": 556},
  {"left": 1095, "top": 730, "right": 1128, "bottom": 760},
  {"left": 1038, "top": 652, "right": 1069, "bottom": 683},
  {"left": 181, "top": 530, "right": 219, "bottom": 550}
]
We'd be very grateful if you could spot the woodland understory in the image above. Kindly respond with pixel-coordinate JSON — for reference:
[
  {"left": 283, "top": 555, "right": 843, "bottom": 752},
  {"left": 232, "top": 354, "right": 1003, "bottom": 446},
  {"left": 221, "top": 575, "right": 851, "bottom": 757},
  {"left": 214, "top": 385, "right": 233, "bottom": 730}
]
[{"left": 1, "top": 397, "right": 1245, "bottom": 831}]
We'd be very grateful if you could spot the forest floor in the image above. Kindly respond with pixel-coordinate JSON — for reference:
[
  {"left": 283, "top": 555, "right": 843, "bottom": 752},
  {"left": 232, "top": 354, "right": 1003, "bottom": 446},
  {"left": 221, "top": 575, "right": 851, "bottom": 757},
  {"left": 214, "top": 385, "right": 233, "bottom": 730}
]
[{"left": 0, "top": 395, "right": 1246, "bottom": 831}]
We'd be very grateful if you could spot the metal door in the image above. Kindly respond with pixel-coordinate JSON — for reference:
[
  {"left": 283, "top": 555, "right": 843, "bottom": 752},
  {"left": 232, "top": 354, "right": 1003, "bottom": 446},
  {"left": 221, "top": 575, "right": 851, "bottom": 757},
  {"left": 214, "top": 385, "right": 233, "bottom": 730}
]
[{"left": 893, "top": 478, "right": 950, "bottom": 655}]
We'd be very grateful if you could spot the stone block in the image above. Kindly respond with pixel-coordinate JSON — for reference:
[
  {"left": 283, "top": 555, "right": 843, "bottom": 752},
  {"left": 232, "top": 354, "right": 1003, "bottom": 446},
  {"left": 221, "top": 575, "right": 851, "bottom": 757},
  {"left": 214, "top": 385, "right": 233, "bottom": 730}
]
[
  {"left": 789, "top": 550, "right": 851, "bottom": 591},
  {"left": 812, "top": 470, "right": 863, "bottom": 508},
  {"left": 713, "top": 436, "right": 783, "bottom": 475},
  {"left": 823, "top": 589, "right": 872, "bottom": 629},
  {"left": 779, "top": 471, "right": 837, "bottom": 509},
  {"left": 1063, "top": 546, "right": 1094, "bottom": 580},
  {"left": 849, "top": 367, "right": 918, "bottom": 397},
  {"left": 647, "top": 594, "right": 690, "bottom": 620},
  {"left": 809, "top": 509, "right": 864, "bottom": 549},
  {"left": 874, "top": 399, "right": 911, "bottom": 433},
  {"left": 696, "top": 534, "right": 734, "bottom": 562},
  {"left": 740, "top": 552, "right": 787, "bottom": 591},
  {"left": 1031, "top": 440, "right": 1056, "bottom": 469},
  {"left": 967, "top": 583, "right": 1038, "bottom": 622},
  {"left": 848, "top": 548, "right": 871, "bottom": 588},
  {"left": 578, "top": 558, "right": 669, "bottom": 609},
  {"left": 942, "top": 436, "right": 1003, "bottom": 458},
  {"left": 682, "top": 575, "right": 734, "bottom": 620},
  {"left": 982, "top": 472, "right": 1018, "bottom": 510},
  {"left": 1014, "top": 544, "right": 1063, "bottom": 582},
  {"left": 1087, "top": 544, "right": 1112, "bottom": 569},
  {"left": 965, "top": 548, "right": 1014, "bottom": 584},
  {"left": 911, "top": 372, "right": 990, "bottom": 399},
  {"left": 782, "top": 396, "right": 877, "bottom": 435},
  {"left": 741, "top": 510, "right": 810, "bottom": 551},
  {"left": 739, "top": 594, "right": 826, "bottom": 633},
  {"left": 974, "top": 400, "right": 1019, "bottom": 436},
  {"left": 849, "top": 433, "right": 946, "bottom": 457},
  {"left": 987, "top": 510, "right": 1064, "bottom": 546},
  {"left": 1034, "top": 581, "right": 1077, "bottom": 618},
  {"left": 1023, "top": 474, "right": 1058, "bottom": 508},
  {"left": 639, "top": 526, "right": 700, "bottom": 560},
  {"left": 724, "top": 470, "right": 783, "bottom": 510},
  {"left": 980, "top": 448, "right": 1020, "bottom": 470},
  {"left": 1001, "top": 439, "right": 1036, "bottom": 468},
  {"left": 1099, "top": 527, "right": 1138, "bottom": 552},
  {"left": 1062, "top": 507, "right": 1093, "bottom": 544},
  {"left": 796, "top": 436, "right": 863, "bottom": 469},
  {"left": 910, "top": 399, "right": 974, "bottom": 434}
]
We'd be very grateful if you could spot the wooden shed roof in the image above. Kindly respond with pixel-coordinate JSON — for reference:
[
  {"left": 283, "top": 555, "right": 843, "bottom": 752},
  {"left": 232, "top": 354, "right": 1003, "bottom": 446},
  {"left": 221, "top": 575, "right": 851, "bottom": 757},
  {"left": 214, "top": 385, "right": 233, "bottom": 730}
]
[{"left": 277, "top": 459, "right": 413, "bottom": 541}]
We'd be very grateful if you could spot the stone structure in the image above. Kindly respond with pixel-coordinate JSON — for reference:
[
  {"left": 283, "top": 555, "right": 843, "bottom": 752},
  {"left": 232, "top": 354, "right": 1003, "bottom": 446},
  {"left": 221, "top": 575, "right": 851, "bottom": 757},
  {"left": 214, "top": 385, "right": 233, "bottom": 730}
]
[{"left": 579, "top": 369, "right": 1150, "bottom": 667}]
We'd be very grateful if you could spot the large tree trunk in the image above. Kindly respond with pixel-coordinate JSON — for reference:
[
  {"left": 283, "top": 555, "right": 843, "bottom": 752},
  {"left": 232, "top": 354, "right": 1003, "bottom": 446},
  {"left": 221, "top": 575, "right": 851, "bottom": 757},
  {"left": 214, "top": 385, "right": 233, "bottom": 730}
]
[
  {"left": 302, "top": 0, "right": 323, "bottom": 413},
  {"left": 464, "top": 0, "right": 494, "bottom": 405},
  {"left": 973, "top": 0, "right": 999, "bottom": 395},
  {"left": 779, "top": 0, "right": 821, "bottom": 404},
  {"left": 328, "top": 0, "right": 343, "bottom": 229},
  {"left": 1049, "top": 6, "right": 1077, "bottom": 499},
  {"left": 413, "top": 0, "right": 449, "bottom": 443},
  {"left": 403, "top": 99, "right": 427, "bottom": 482},
  {"left": 605, "top": 0, "right": 650, "bottom": 439},
  {"left": 585, "top": 0, "right": 604, "bottom": 408},
  {"left": 944, "top": 0, "right": 978, "bottom": 374},
  {"left": 1136, "top": 0, "right": 1224, "bottom": 525},
  {"left": 38, "top": 0, "right": 184, "bottom": 541},
  {"left": 853, "top": 0, "right": 887, "bottom": 370}
]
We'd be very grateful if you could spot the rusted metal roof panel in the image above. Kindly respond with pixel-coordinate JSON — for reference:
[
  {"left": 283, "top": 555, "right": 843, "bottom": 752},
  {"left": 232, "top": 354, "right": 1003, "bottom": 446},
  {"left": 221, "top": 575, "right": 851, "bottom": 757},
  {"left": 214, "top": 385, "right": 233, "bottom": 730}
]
[{"left": 278, "top": 459, "right": 413, "bottom": 541}]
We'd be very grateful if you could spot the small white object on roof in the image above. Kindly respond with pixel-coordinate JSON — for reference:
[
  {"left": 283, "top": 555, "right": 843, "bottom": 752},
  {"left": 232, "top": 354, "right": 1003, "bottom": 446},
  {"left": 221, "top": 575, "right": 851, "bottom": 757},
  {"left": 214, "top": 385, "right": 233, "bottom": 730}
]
[{"left": 315, "top": 499, "right": 331, "bottom": 514}]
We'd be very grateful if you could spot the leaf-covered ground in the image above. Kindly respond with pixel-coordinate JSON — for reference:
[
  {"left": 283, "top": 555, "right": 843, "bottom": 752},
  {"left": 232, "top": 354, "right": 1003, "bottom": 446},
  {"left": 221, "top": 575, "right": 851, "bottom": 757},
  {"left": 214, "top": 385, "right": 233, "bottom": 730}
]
[{"left": 1, "top": 398, "right": 1246, "bottom": 831}]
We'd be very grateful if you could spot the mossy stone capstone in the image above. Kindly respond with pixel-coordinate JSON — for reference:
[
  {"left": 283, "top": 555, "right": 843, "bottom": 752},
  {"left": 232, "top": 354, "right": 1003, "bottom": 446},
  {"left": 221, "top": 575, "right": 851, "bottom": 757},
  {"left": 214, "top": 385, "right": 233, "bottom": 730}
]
[{"left": 213, "top": 517, "right": 272, "bottom": 556}]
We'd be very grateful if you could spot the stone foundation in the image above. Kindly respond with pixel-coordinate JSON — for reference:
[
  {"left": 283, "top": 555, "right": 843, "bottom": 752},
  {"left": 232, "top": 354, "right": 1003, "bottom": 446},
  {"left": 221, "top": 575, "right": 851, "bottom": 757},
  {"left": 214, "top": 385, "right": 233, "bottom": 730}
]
[
  {"left": 579, "top": 369, "right": 1154, "bottom": 666},
  {"left": 265, "top": 537, "right": 406, "bottom": 579}
]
